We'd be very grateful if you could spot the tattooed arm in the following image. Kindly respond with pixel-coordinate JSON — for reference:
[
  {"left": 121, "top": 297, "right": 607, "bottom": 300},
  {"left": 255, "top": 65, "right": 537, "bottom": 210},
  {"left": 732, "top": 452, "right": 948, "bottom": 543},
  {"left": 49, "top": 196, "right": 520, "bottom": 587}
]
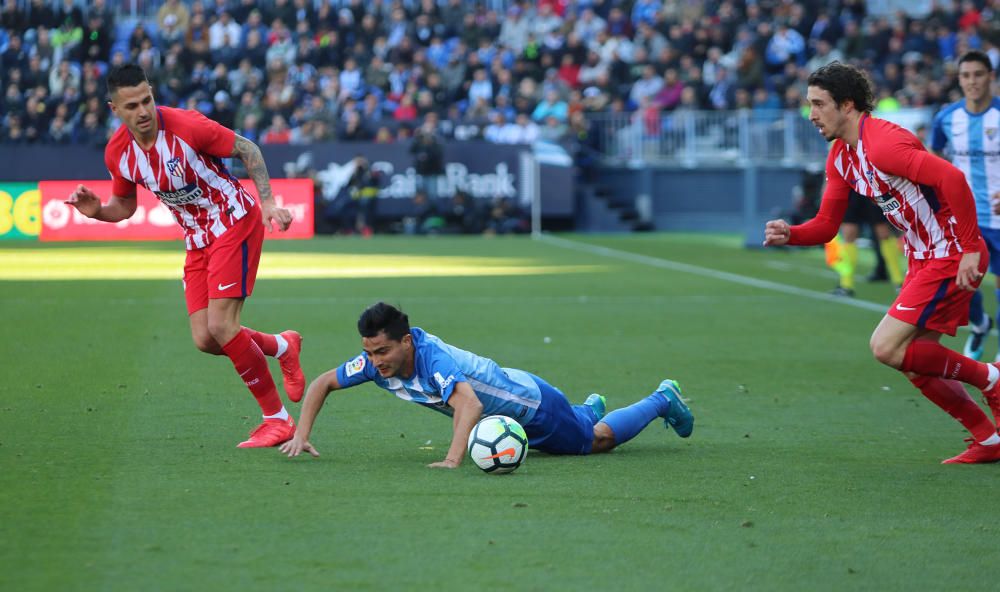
[{"left": 231, "top": 134, "right": 293, "bottom": 231}]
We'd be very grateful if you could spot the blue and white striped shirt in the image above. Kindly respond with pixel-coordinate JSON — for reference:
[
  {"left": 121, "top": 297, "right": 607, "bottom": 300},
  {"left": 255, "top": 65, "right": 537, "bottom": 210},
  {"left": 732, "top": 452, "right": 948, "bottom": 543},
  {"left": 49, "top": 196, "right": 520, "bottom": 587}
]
[
  {"left": 931, "top": 98, "right": 1000, "bottom": 228},
  {"left": 336, "top": 327, "right": 541, "bottom": 424}
]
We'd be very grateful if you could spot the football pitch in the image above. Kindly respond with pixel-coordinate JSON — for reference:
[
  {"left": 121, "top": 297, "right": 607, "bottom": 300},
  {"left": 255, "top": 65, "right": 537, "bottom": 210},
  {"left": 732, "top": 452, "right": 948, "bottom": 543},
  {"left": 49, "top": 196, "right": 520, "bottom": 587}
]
[{"left": 3, "top": 233, "right": 1000, "bottom": 591}]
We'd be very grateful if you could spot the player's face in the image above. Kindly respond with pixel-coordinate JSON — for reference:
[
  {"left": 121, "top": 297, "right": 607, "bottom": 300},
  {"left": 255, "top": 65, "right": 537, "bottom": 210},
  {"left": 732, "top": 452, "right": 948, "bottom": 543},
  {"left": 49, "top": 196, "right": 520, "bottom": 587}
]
[
  {"left": 109, "top": 82, "right": 157, "bottom": 137},
  {"left": 806, "top": 86, "right": 847, "bottom": 142},
  {"left": 958, "top": 61, "right": 993, "bottom": 104},
  {"left": 362, "top": 332, "right": 414, "bottom": 378}
]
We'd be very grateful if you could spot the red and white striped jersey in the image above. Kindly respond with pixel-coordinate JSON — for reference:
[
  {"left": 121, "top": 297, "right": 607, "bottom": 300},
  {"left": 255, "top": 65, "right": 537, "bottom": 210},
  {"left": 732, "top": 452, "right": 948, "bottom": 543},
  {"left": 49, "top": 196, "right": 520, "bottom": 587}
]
[
  {"left": 827, "top": 114, "right": 963, "bottom": 259},
  {"left": 105, "top": 107, "right": 256, "bottom": 250}
]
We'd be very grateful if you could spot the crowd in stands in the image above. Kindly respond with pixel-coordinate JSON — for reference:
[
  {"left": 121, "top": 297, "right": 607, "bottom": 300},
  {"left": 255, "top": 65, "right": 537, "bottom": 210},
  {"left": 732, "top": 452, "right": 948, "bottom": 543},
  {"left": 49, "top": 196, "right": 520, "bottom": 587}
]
[{"left": 0, "top": 0, "right": 998, "bottom": 148}]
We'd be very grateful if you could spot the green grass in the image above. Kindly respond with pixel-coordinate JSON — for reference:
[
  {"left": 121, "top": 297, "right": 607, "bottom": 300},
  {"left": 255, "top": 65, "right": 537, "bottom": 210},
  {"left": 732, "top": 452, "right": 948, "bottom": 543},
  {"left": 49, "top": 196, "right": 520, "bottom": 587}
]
[{"left": 2, "top": 234, "right": 1000, "bottom": 591}]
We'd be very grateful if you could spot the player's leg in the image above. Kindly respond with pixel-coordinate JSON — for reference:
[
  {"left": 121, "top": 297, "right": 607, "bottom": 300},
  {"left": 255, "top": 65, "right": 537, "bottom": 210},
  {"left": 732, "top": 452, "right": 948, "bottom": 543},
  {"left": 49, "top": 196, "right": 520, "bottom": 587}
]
[
  {"left": 982, "top": 228, "right": 1000, "bottom": 362},
  {"left": 964, "top": 291, "right": 990, "bottom": 360},
  {"left": 190, "top": 309, "right": 222, "bottom": 354},
  {"left": 206, "top": 209, "right": 295, "bottom": 447},
  {"left": 831, "top": 222, "right": 859, "bottom": 296},
  {"left": 225, "top": 206, "right": 305, "bottom": 401},
  {"left": 872, "top": 223, "right": 904, "bottom": 288},
  {"left": 871, "top": 317, "right": 1000, "bottom": 462},
  {"left": 243, "top": 326, "right": 305, "bottom": 402},
  {"left": 209, "top": 296, "right": 295, "bottom": 447},
  {"left": 595, "top": 379, "right": 694, "bottom": 452},
  {"left": 521, "top": 375, "right": 597, "bottom": 455},
  {"left": 183, "top": 248, "right": 222, "bottom": 354}
]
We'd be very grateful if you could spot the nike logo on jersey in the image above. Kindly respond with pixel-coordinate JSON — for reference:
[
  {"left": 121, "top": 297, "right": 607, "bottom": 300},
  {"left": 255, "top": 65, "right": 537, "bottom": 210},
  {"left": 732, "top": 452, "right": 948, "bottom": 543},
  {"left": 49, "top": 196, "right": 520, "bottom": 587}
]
[
  {"left": 218, "top": 282, "right": 238, "bottom": 291},
  {"left": 896, "top": 304, "right": 918, "bottom": 311}
]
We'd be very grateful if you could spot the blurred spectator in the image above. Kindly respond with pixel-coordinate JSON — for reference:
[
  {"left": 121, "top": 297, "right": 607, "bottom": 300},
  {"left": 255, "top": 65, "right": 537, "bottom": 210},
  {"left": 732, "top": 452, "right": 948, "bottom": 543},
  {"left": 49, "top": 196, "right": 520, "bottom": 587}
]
[
  {"left": 157, "top": 0, "right": 190, "bottom": 36},
  {"left": 532, "top": 89, "right": 569, "bottom": 122},
  {"left": 484, "top": 196, "right": 528, "bottom": 235},
  {"left": 401, "top": 190, "right": 444, "bottom": 235},
  {"left": 262, "top": 114, "right": 292, "bottom": 144},
  {"left": 443, "top": 190, "right": 484, "bottom": 234},
  {"left": 343, "top": 156, "right": 383, "bottom": 236},
  {"left": 411, "top": 125, "right": 445, "bottom": 196},
  {"left": 211, "top": 90, "right": 235, "bottom": 129},
  {"left": 72, "top": 111, "right": 106, "bottom": 146}
]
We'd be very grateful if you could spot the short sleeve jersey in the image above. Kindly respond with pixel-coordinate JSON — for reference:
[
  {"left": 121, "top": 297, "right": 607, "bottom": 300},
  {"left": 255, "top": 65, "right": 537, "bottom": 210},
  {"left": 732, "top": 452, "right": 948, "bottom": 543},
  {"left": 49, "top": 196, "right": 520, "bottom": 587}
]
[
  {"left": 335, "top": 327, "right": 543, "bottom": 425},
  {"left": 104, "top": 106, "right": 257, "bottom": 250}
]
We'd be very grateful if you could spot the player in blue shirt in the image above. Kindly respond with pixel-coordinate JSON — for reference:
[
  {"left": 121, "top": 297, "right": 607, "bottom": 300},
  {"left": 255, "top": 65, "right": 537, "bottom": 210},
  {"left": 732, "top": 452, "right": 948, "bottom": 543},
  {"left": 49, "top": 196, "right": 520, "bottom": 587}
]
[
  {"left": 931, "top": 50, "right": 1000, "bottom": 361},
  {"left": 280, "top": 302, "right": 695, "bottom": 467}
]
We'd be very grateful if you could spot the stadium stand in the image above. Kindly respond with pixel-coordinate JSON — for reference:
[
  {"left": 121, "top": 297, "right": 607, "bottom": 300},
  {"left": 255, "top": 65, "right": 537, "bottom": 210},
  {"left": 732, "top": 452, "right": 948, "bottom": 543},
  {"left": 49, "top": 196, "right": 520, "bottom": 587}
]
[{"left": 0, "top": 0, "right": 997, "bottom": 154}]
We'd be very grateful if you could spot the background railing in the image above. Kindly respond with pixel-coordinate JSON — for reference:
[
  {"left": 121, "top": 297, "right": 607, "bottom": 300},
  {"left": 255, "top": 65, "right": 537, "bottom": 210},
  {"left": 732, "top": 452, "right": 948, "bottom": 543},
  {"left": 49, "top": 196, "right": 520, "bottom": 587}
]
[{"left": 589, "top": 107, "right": 937, "bottom": 167}]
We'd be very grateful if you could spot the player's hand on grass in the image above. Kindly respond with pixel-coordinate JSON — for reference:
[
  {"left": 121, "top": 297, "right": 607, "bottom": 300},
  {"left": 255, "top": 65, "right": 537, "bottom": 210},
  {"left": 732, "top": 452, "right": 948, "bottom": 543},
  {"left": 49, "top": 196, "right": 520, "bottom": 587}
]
[
  {"left": 262, "top": 202, "right": 293, "bottom": 232},
  {"left": 280, "top": 436, "right": 319, "bottom": 458},
  {"left": 763, "top": 219, "right": 791, "bottom": 246},
  {"left": 427, "top": 458, "right": 461, "bottom": 469},
  {"left": 64, "top": 184, "right": 102, "bottom": 218},
  {"left": 957, "top": 251, "right": 983, "bottom": 291}
]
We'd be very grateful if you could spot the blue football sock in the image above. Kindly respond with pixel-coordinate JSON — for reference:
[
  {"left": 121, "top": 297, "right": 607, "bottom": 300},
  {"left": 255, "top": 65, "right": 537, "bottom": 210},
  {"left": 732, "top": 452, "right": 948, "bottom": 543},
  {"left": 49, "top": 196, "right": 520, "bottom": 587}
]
[
  {"left": 600, "top": 392, "right": 670, "bottom": 445},
  {"left": 970, "top": 290, "right": 986, "bottom": 329}
]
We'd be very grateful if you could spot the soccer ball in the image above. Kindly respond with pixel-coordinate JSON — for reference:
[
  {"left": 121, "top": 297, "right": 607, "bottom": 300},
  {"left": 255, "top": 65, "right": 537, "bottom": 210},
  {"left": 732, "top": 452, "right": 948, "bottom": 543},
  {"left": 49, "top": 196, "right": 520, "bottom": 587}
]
[{"left": 467, "top": 415, "right": 528, "bottom": 474}]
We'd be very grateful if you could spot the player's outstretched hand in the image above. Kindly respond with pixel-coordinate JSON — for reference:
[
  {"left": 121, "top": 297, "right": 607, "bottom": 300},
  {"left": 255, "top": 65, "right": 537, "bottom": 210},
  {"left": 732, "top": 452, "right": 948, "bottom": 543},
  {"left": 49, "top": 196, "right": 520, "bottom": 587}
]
[
  {"left": 763, "top": 219, "right": 791, "bottom": 247},
  {"left": 279, "top": 435, "right": 320, "bottom": 458},
  {"left": 956, "top": 251, "right": 983, "bottom": 292},
  {"left": 427, "top": 458, "right": 461, "bottom": 469},
  {"left": 64, "top": 184, "right": 102, "bottom": 218},
  {"left": 262, "top": 202, "right": 293, "bottom": 232}
]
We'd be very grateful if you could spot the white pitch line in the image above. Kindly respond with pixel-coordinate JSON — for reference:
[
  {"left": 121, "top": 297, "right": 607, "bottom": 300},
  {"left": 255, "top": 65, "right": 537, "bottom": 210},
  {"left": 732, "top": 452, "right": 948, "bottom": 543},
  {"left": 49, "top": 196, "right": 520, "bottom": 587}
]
[{"left": 539, "top": 234, "right": 890, "bottom": 314}]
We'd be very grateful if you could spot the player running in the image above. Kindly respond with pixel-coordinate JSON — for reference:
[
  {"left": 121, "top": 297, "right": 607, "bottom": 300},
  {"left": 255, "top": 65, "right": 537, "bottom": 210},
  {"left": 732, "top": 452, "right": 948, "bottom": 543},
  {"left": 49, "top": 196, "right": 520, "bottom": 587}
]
[
  {"left": 279, "top": 302, "right": 694, "bottom": 467},
  {"left": 64, "top": 64, "right": 304, "bottom": 448},
  {"left": 764, "top": 62, "right": 1000, "bottom": 464},
  {"left": 931, "top": 50, "right": 1000, "bottom": 361}
]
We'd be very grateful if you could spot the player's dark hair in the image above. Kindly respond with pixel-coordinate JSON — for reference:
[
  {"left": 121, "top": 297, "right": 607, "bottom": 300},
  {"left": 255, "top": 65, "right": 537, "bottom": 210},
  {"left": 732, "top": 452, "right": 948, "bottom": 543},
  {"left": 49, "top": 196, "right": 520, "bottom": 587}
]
[
  {"left": 807, "top": 61, "right": 875, "bottom": 113},
  {"left": 958, "top": 50, "right": 993, "bottom": 72},
  {"left": 358, "top": 302, "right": 411, "bottom": 341},
  {"left": 106, "top": 64, "right": 149, "bottom": 97}
]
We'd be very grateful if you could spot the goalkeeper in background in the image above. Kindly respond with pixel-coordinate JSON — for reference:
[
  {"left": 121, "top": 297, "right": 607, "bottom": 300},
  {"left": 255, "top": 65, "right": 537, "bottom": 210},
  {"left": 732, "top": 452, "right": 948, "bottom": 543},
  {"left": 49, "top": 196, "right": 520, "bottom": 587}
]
[{"left": 827, "top": 190, "right": 905, "bottom": 297}]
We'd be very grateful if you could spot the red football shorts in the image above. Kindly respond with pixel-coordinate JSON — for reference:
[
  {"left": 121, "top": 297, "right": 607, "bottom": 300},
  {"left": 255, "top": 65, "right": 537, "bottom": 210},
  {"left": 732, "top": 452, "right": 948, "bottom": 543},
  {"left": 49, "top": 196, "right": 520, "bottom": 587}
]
[
  {"left": 888, "top": 245, "right": 988, "bottom": 336},
  {"left": 182, "top": 205, "right": 264, "bottom": 315}
]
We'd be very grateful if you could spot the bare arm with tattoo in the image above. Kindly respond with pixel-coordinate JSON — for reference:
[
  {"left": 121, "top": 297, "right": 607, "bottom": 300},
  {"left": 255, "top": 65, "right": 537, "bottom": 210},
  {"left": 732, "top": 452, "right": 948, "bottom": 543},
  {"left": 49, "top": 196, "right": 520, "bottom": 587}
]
[{"left": 231, "top": 134, "right": 293, "bottom": 231}]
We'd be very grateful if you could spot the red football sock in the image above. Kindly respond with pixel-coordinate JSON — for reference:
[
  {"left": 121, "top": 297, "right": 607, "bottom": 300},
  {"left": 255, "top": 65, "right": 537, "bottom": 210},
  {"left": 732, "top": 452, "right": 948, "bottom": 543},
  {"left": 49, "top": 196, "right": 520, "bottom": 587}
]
[
  {"left": 909, "top": 376, "right": 996, "bottom": 441},
  {"left": 222, "top": 329, "right": 282, "bottom": 416},
  {"left": 900, "top": 339, "right": 991, "bottom": 389},
  {"left": 243, "top": 327, "right": 278, "bottom": 356}
]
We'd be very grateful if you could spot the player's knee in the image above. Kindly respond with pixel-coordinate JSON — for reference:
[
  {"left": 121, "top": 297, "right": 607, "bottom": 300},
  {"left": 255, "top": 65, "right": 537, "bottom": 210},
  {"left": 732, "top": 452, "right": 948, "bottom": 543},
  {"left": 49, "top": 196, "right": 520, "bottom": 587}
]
[
  {"left": 206, "top": 316, "right": 239, "bottom": 345},
  {"left": 191, "top": 331, "right": 220, "bottom": 354},
  {"left": 869, "top": 338, "right": 902, "bottom": 368},
  {"left": 591, "top": 422, "right": 616, "bottom": 453}
]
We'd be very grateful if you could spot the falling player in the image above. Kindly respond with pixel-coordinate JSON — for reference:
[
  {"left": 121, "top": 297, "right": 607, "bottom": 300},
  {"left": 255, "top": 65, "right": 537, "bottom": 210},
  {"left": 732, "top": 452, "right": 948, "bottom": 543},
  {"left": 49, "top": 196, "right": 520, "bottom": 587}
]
[
  {"left": 764, "top": 62, "right": 1000, "bottom": 464},
  {"left": 64, "top": 64, "right": 304, "bottom": 448}
]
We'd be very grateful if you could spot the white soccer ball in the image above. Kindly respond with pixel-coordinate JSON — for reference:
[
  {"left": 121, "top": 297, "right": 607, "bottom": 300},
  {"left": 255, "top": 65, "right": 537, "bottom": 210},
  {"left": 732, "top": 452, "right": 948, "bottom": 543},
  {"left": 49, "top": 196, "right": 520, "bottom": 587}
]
[{"left": 467, "top": 415, "right": 528, "bottom": 474}]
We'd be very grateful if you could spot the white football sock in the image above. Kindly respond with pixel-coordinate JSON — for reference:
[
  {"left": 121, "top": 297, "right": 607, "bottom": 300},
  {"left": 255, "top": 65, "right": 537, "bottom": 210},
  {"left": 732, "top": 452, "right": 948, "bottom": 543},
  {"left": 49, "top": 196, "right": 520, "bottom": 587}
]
[
  {"left": 987, "top": 365, "right": 1000, "bottom": 390},
  {"left": 274, "top": 334, "right": 289, "bottom": 358},
  {"left": 979, "top": 433, "right": 1000, "bottom": 446},
  {"left": 264, "top": 407, "right": 289, "bottom": 421}
]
